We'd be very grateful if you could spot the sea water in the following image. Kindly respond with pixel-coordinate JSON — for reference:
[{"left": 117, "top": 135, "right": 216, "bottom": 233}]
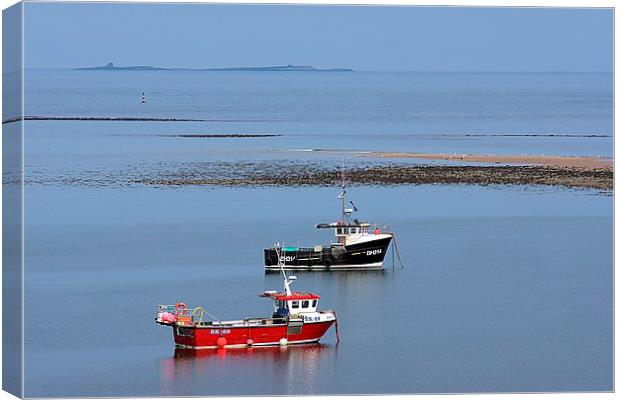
[{"left": 21, "top": 70, "right": 612, "bottom": 396}]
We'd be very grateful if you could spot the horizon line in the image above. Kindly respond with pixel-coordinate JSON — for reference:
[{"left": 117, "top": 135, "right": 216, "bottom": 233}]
[{"left": 22, "top": 67, "right": 613, "bottom": 74}]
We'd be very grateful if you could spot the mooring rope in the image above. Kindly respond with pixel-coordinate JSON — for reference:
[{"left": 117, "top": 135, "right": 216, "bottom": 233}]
[
  {"left": 332, "top": 309, "right": 341, "bottom": 343},
  {"left": 391, "top": 234, "right": 406, "bottom": 269}
]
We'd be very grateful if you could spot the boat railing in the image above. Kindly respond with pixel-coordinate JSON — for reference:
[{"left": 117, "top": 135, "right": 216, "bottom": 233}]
[
  {"left": 177, "top": 306, "right": 211, "bottom": 326},
  {"left": 156, "top": 305, "right": 212, "bottom": 326},
  {"left": 156, "top": 304, "right": 291, "bottom": 327},
  {"left": 243, "top": 317, "right": 287, "bottom": 326}
]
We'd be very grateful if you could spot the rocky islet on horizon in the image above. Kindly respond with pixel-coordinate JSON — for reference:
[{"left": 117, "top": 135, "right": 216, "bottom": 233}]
[{"left": 75, "top": 62, "right": 353, "bottom": 72}]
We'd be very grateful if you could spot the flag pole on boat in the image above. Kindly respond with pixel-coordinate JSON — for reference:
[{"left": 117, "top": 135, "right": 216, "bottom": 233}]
[{"left": 338, "top": 160, "right": 346, "bottom": 224}]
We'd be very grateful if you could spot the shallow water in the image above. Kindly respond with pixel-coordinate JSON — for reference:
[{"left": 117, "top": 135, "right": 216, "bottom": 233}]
[
  {"left": 23, "top": 185, "right": 612, "bottom": 397},
  {"left": 21, "top": 70, "right": 613, "bottom": 397}
]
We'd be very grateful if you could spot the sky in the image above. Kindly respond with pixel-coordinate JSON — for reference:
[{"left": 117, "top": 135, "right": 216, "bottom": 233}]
[{"left": 22, "top": 3, "right": 613, "bottom": 72}]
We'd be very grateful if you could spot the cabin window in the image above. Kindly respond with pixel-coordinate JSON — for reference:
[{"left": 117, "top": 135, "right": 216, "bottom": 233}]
[
  {"left": 277, "top": 300, "right": 285, "bottom": 309},
  {"left": 302, "top": 300, "right": 309, "bottom": 308},
  {"left": 291, "top": 301, "right": 299, "bottom": 309},
  {"left": 336, "top": 228, "right": 343, "bottom": 235},
  {"left": 312, "top": 300, "right": 317, "bottom": 307}
]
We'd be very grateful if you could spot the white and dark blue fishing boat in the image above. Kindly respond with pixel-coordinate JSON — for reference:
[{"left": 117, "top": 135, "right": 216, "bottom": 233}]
[{"left": 264, "top": 171, "right": 394, "bottom": 271}]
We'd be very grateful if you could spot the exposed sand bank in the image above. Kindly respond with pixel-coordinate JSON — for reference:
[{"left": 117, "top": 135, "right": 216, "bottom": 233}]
[{"left": 360, "top": 152, "right": 613, "bottom": 170}]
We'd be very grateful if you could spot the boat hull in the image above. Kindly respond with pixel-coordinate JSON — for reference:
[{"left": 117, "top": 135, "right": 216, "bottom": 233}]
[
  {"left": 171, "top": 319, "right": 335, "bottom": 349},
  {"left": 264, "top": 236, "right": 392, "bottom": 271}
]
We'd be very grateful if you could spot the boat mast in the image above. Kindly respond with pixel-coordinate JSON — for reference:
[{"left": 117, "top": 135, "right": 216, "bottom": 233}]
[
  {"left": 275, "top": 244, "right": 293, "bottom": 296},
  {"left": 338, "top": 161, "right": 347, "bottom": 224}
]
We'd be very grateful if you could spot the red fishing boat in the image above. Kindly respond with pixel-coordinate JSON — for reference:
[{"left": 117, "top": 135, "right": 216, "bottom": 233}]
[{"left": 155, "top": 254, "right": 338, "bottom": 349}]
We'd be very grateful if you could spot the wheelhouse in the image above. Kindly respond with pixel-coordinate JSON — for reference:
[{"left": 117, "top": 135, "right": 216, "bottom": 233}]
[
  {"left": 261, "top": 291, "right": 320, "bottom": 316},
  {"left": 335, "top": 225, "right": 368, "bottom": 236}
]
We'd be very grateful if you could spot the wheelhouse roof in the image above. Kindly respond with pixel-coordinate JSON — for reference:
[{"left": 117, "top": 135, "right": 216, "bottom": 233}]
[
  {"left": 315, "top": 222, "right": 370, "bottom": 229},
  {"left": 272, "top": 292, "right": 321, "bottom": 301}
]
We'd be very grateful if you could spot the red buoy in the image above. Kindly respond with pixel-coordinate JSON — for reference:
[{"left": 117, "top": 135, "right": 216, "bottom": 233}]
[{"left": 216, "top": 336, "right": 227, "bottom": 348}]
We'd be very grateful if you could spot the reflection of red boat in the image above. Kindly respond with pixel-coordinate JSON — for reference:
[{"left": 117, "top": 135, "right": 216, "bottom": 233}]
[
  {"left": 172, "top": 342, "right": 331, "bottom": 359},
  {"left": 160, "top": 344, "right": 335, "bottom": 396},
  {"left": 156, "top": 255, "right": 338, "bottom": 349}
]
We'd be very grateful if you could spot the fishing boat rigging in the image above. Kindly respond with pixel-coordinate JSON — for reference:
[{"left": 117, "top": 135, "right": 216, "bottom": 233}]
[
  {"left": 264, "top": 165, "right": 396, "bottom": 271},
  {"left": 155, "top": 248, "right": 338, "bottom": 349}
]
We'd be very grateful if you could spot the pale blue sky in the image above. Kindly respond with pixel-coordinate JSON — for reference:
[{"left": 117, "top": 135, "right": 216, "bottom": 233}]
[{"left": 23, "top": 3, "right": 613, "bottom": 72}]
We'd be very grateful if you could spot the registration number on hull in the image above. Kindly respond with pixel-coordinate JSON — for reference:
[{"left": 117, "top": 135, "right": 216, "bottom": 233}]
[{"left": 210, "top": 329, "right": 231, "bottom": 335}]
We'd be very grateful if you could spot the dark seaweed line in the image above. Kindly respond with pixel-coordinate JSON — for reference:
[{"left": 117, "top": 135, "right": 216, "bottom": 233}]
[
  {"left": 1, "top": 116, "right": 282, "bottom": 124},
  {"left": 463, "top": 134, "right": 611, "bottom": 138},
  {"left": 136, "top": 165, "right": 613, "bottom": 191},
  {"left": 19, "top": 161, "right": 613, "bottom": 191},
  {"left": 2, "top": 116, "right": 203, "bottom": 124}
]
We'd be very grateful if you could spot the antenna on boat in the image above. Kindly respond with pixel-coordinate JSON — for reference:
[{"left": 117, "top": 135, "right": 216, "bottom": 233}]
[{"left": 338, "top": 160, "right": 347, "bottom": 224}]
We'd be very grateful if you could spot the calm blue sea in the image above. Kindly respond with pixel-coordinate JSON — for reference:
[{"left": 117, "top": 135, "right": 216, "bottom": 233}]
[{"left": 21, "top": 70, "right": 613, "bottom": 397}]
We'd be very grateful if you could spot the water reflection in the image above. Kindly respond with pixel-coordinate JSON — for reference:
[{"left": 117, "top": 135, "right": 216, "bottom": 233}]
[
  {"left": 264, "top": 270, "right": 389, "bottom": 287},
  {"left": 161, "top": 344, "right": 337, "bottom": 396},
  {"left": 268, "top": 269, "right": 394, "bottom": 297}
]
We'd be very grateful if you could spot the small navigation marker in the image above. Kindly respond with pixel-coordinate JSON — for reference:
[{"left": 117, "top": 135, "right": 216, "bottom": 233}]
[{"left": 141, "top": 92, "right": 146, "bottom": 104}]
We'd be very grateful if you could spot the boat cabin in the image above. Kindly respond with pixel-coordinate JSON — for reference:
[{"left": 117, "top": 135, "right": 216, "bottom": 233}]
[
  {"left": 315, "top": 222, "right": 385, "bottom": 246},
  {"left": 317, "top": 222, "right": 381, "bottom": 236},
  {"left": 260, "top": 290, "right": 320, "bottom": 317},
  {"left": 335, "top": 224, "right": 369, "bottom": 237}
]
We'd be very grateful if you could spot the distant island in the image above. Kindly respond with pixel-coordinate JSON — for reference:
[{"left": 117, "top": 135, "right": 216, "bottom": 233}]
[
  {"left": 205, "top": 65, "right": 353, "bottom": 72},
  {"left": 75, "top": 63, "right": 169, "bottom": 71},
  {"left": 75, "top": 62, "right": 353, "bottom": 72}
]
